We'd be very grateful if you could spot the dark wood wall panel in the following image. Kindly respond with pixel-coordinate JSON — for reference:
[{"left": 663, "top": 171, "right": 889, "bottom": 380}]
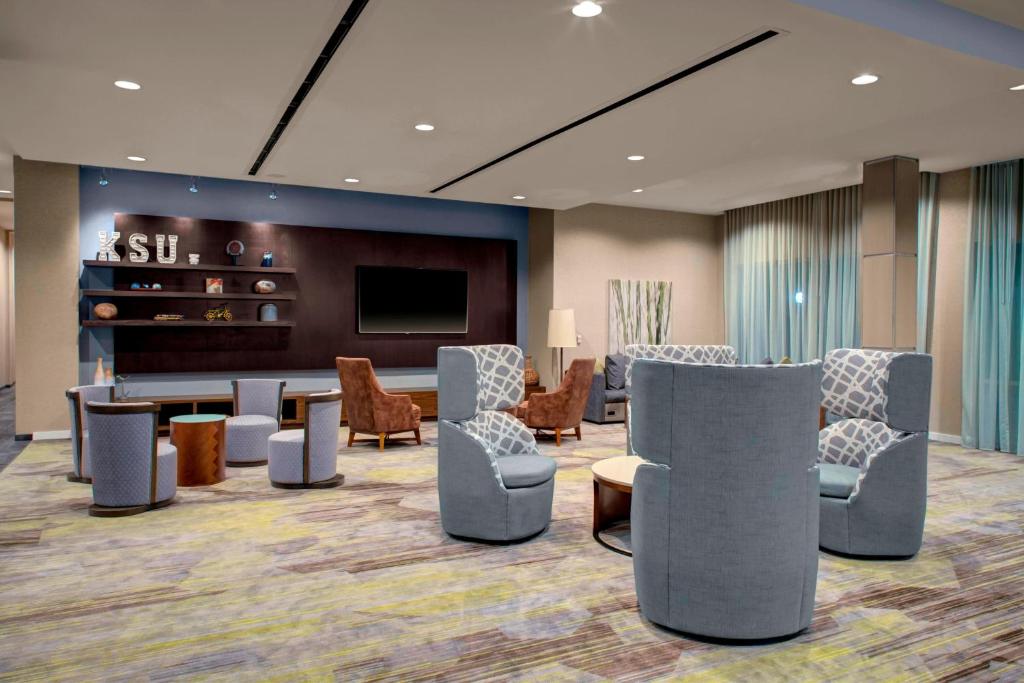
[{"left": 110, "top": 214, "right": 516, "bottom": 373}]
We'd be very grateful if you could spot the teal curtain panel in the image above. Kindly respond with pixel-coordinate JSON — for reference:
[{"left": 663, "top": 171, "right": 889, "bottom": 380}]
[
  {"left": 608, "top": 279, "right": 672, "bottom": 354},
  {"left": 917, "top": 172, "right": 940, "bottom": 353},
  {"left": 962, "top": 158, "right": 1024, "bottom": 454},
  {"left": 724, "top": 186, "right": 861, "bottom": 363}
]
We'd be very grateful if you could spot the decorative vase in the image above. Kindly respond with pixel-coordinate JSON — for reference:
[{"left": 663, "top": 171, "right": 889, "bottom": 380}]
[
  {"left": 94, "top": 303, "right": 118, "bottom": 320},
  {"left": 524, "top": 356, "right": 540, "bottom": 386},
  {"left": 258, "top": 303, "right": 278, "bottom": 322},
  {"left": 253, "top": 279, "right": 277, "bottom": 294},
  {"left": 260, "top": 250, "right": 274, "bottom": 267},
  {"left": 104, "top": 368, "right": 114, "bottom": 386},
  {"left": 94, "top": 357, "right": 105, "bottom": 386}
]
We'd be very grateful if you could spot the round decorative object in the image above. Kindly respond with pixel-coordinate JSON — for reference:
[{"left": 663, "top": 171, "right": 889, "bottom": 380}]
[
  {"left": 524, "top": 355, "right": 540, "bottom": 386},
  {"left": 152, "top": 283, "right": 162, "bottom": 290},
  {"left": 225, "top": 240, "right": 245, "bottom": 257},
  {"left": 258, "top": 303, "right": 278, "bottom": 322},
  {"left": 94, "top": 303, "right": 118, "bottom": 320},
  {"left": 253, "top": 279, "right": 277, "bottom": 294},
  {"left": 130, "top": 282, "right": 141, "bottom": 289}
]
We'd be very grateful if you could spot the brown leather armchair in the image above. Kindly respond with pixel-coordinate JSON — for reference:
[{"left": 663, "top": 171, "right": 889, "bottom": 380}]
[
  {"left": 336, "top": 357, "right": 422, "bottom": 451},
  {"left": 516, "top": 357, "right": 596, "bottom": 445}
]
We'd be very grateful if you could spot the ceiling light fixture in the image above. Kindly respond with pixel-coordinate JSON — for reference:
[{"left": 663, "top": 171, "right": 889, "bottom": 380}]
[
  {"left": 98, "top": 169, "right": 110, "bottom": 187},
  {"left": 572, "top": 1, "right": 602, "bottom": 18},
  {"left": 188, "top": 177, "right": 199, "bottom": 193},
  {"left": 344, "top": 178, "right": 360, "bottom": 183},
  {"left": 114, "top": 80, "right": 141, "bottom": 90},
  {"left": 0, "top": 190, "right": 11, "bottom": 194},
  {"left": 1010, "top": 83, "right": 1024, "bottom": 91},
  {"left": 414, "top": 123, "right": 435, "bottom": 132},
  {"left": 627, "top": 155, "right": 645, "bottom": 161},
  {"left": 851, "top": 74, "right": 879, "bottom": 85},
  {"left": 126, "top": 155, "right": 146, "bottom": 162},
  {"left": 511, "top": 195, "right": 526, "bottom": 200},
  {"left": 268, "top": 185, "right": 278, "bottom": 200},
  {"left": 632, "top": 188, "right": 644, "bottom": 193}
]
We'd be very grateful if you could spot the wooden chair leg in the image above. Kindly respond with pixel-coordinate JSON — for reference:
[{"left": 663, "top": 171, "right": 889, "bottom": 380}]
[
  {"left": 378, "top": 433, "right": 386, "bottom": 451},
  {"left": 555, "top": 430, "right": 562, "bottom": 447},
  {"left": 347, "top": 431, "right": 355, "bottom": 447},
  {"left": 575, "top": 425, "right": 582, "bottom": 440},
  {"left": 414, "top": 428, "right": 421, "bottom": 445}
]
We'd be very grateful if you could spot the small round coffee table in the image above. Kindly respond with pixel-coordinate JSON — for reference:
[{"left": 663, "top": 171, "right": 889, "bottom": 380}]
[
  {"left": 170, "top": 414, "right": 227, "bottom": 486},
  {"left": 592, "top": 455, "right": 643, "bottom": 556}
]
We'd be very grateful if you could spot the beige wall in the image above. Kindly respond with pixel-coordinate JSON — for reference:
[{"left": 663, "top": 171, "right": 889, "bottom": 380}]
[
  {"left": 929, "top": 168, "right": 970, "bottom": 437},
  {"left": 0, "top": 225, "right": 13, "bottom": 387},
  {"left": 528, "top": 203, "right": 725, "bottom": 388},
  {"left": 13, "top": 158, "right": 80, "bottom": 434}
]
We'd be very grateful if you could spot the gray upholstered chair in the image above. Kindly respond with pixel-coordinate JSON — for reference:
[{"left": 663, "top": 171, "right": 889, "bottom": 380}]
[
  {"left": 437, "top": 344, "right": 557, "bottom": 542},
  {"left": 631, "top": 359, "right": 821, "bottom": 641},
  {"left": 268, "top": 390, "right": 344, "bottom": 489},
  {"left": 65, "top": 384, "right": 114, "bottom": 483},
  {"left": 226, "top": 379, "right": 286, "bottom": 466},
  {"left": 84, "top": 401, "right": 177, "bottom": 517},
  {"left": 818, "top": 348, "right": 933, "bottom": 558}
]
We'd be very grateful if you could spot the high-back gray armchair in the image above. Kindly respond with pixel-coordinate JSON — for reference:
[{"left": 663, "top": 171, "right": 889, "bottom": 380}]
[
  {"left": 437, "top": 344, "right": 557, "bottom": 542},
  {"left": 85, "top": 401, "right": 178, "bottom": 517},
  {"left": 226, "top": 379, "right": 286, "bottom": 466},
  {"left": 65, "top": 384, "right": 114, "bottom": 483},
  {"left": 631, "top": 359, "right": 821, "bottom": 641},
  {"left": 268, "top": 390, "right": 344, "bottom": 489},
  {"left": 818, "top": 348, "right": 933, "bottom": 558}
]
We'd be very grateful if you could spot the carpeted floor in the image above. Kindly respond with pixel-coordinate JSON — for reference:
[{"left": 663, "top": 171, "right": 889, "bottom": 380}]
[{"left": 0, "top": 422, "right": 1022, "bottom": 682}]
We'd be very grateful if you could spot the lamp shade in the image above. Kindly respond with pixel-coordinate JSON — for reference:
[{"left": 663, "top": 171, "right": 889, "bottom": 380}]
[{"left": 547, "top": 309, "right": 577, "bottom": 348}]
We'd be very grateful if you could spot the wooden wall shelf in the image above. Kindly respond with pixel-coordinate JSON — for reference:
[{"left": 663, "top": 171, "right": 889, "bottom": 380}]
[
  {"left": 83, "top": 259, "right": 297, "bottom": 274},
  {"left": 82, "top": 289, "right": 297, "bottom": 301},
  {"left": 82, "top": 319, "right": 295, "bottom": 328}
]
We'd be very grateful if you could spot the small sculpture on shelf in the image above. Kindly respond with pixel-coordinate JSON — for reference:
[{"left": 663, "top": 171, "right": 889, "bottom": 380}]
[
  {"left": 93, "top": 303, "right": 118, "bottom": 320},
  {"left": 188, "top": 253, "right": 200, "bottom": 265},
  {"left": 258, "top": 303, "right": 278, "bottom": 322},
  {"left": 204, "top": 304, "right": 233, "bottom": 322},
  {"left": 154, "top": 314, "right": 184, "bottom": 321},
  {"left": 130, "top": 282, "right": 141, "bottom": 290},
  {"left": 253, "top": 279, "right": 277, "bottom": 294},
  {"left": 226, "top": 240, "right": 245, "bottom": 266},
  {"left": 260, "top": 250, "right": 274, "bottom": 267}
]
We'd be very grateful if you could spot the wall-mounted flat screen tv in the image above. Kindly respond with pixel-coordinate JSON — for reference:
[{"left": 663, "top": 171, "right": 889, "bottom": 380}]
[{"left": 357, "top": 266, "right": 469, "bottom": 334}]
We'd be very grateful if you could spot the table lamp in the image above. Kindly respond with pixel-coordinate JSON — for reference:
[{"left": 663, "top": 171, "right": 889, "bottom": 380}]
[{"left": 547, "top": 308, "right": 577, "bottom": 379}]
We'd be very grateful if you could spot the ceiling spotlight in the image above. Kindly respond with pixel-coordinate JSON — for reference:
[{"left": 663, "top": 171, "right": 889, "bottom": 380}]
[
  {"left": 268, "top": 185, "right": 278, "bottom": 200},
  {"left": 126, "top": 155, "right": 146, "bottom": 162},
  {"left": 626, "top": 155, "right": 645, "bottom": 161},
  {"left": 851, "top": 74, "right": 879, "bottom": 85},
  {"left": 114, "top": 80, "right": 141, "bottom": 90},
  {"left": 572, "top": 1, "right": 602, "bottom": 18},
  {"left": 188, "top": 177, "right": 199, "bottom": 193},
  {"left": 1010, "top": 83, "right": 1024, "bottom": 91},
  {"left": 632, "top": 188, "right": 644, "bottom": 193},
  {"left": 414, "top": 123, "right": 435, "bottom": 132},
  {"left": 98, "top": 169, "right": 110, "bottom": 187},
  {"left": 344, "top": 178, "right": 360, "bottom": 183},
  {"left": 511, "top": 195, "right": 526, "bottom": 200}
]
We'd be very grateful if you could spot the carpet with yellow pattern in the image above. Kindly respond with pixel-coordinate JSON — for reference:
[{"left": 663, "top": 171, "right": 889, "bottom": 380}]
[{"left": 1, "top": 423, "right": 1022, "bottom": 681}]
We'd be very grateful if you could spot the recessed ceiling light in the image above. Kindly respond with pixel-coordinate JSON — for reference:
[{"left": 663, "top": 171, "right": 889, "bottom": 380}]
[
  {"left": 414, "top": 123, "right": 435, "bottom": 132},
  {"left": 126, "top": 155, "right": 146, "bottom": 162},
  {"left": 344, "top": 178, "right": 360, "bottom": 183},
  {"left": 114, "top": 80, "right": 141, "bottom": 90},
  {"left": 632, "top": 188, "right": 644, "bottom": 193},
  {"left": 1010, "top": 83, "right": 1024, "bottom": 91},
  {"left": 0, "top": 190, "right": 11, "bottom": 194},
  {"left": 851, "top": 74, "right": 879, "bottom": 85},
  {"left": 627, "top": 155, "right": 645, "bottom": 161},
  {"left": 572, "top": 1, "right": 602, "bottom": 18},
  {"left": 511, "top": 195, "right": 526, "bottom": 200}
]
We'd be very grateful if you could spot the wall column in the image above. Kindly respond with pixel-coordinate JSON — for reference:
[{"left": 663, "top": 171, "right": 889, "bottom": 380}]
[
  {"left": 13, "top": 157, "right": 80, "bottom": 436},
  {"left": 861, "top": 156, "right": 918, "bottom": 350}
]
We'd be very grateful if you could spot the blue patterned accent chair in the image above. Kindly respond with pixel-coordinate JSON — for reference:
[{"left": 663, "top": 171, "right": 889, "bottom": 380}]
[
  {"left": 630, "top": 359, "right": 822, "bottom": 640},
  {"left": 268, "top": 390, "right": 344, "bottom": 489},
  {"left": 65, "top": 384, "right": 114, "bottom": 483},
  {"left": 437, "top": 344, "right": 557, "bottom": 542},
  {"left": 84, "top": 402, "right": 177, "bottom": 517},
  {"left": 226, "top": 379, "right": 286, "bottom": 466},
  {"left": 818, "top": 348, "right": 933, "bottom": 557}
]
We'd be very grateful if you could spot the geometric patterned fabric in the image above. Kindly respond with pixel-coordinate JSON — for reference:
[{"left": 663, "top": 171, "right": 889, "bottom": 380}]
[
  {"left": 466, "top": 344, "right": 524, "bottom": 412},
  {"left": 85, "top": 405, "right": 177, "bottom": 507},
  {"left": 818, "top": 418, "right": 905, "bottom": 468},
  {"left": 821, "top": 348, "right": 897, "bottom": 423},
  {"left": 234, "top": 379, "right": 284, "bottom": 420},
  {"left": 624, "top": 344, "right": 738, "bottom": 388},
  {"left": 226, "top": 414, "right": 278, "bottom": 463},
  {"left": 67, "top": 385, "right": 113, "bottom": 478},
  {"left": 458, "top": 410, "right": 539, "bottom": 490}
]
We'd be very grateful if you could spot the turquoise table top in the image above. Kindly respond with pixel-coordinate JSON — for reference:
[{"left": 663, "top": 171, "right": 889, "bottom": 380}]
[{"left": 170, "top": 413, "right": 227, "bottom": 424}]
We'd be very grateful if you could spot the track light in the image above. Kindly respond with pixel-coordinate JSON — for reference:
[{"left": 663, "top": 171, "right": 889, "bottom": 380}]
[
  {"left": 268, "top": 185, "right": 278, "bottom": 200},
  {"left": 99, "top": 169, "right": 110, "bottom": 187},
  {"left": 189, "top": 177, "right": 199, "bottom": 193}
]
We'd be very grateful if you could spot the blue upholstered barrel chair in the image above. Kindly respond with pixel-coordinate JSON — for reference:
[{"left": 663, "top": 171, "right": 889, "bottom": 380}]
[
  {"left": 623, "top": 345, "right": 738, "bottom": 454},
  {"left": 818, "top": 348, "right": 933, "bottom": 558},
  {"left": 84, "top": 401, "right": 177, "bottom": 517},
  {"left": 437, "top": 344, "right": 557, "bottom": 542},
  {"left": 269, "top": 390, "right": 344, "bottom": 489},
  {"left": 65, "top": 384, "right": 114, "bottom": 483},
  {"left": 630, "top": 359, "right": 822, "bottom": 641},
  {"left": 226, "top": 379, "right": 286, "bottom": 466}
]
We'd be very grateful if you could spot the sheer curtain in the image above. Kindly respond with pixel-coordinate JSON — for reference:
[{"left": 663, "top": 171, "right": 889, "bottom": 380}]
[
  {"left": 917, "top": 173, "right": 940, "bottom": 352},
  {"left": 962, "top": 158, "right": 1024, "bottom": 454},
  {"left": 724, "top": 186, "right": 860, "bottom": 363}
]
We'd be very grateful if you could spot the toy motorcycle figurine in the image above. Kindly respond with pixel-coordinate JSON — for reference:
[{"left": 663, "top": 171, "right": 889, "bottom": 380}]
[{"left": 204, "top": 304, "right": 233, "bottom": 322}]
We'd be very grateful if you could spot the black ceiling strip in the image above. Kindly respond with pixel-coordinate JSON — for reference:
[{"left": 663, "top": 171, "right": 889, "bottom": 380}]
[
  {"left": 430, "top": 29, "right": 779, "bottom": 194},
  {"left": 248, "top": 0, "right": 371, "bottom": 176}
]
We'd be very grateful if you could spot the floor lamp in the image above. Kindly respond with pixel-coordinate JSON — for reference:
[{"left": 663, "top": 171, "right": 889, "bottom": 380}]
[{"left": 547, "top": 308, "right": 577, "bottom": 379}]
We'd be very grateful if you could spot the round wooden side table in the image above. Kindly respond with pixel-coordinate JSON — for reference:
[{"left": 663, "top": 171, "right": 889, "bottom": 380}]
[
  {"left": 592, "top": 455, "right": 643, "bottom": 556},
  {"left": 170, "top": 414, "right": 227, "bottom": 486}
]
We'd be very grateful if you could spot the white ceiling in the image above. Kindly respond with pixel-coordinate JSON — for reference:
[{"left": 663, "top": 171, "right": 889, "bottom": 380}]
[{"left": 0, "top": 0, "right": 1022, "bottom": 217}]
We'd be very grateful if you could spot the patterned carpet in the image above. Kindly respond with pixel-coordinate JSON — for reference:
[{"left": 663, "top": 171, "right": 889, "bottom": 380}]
[{"left": 0, "top": 422, "right": 1022, "bottom": 682}]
